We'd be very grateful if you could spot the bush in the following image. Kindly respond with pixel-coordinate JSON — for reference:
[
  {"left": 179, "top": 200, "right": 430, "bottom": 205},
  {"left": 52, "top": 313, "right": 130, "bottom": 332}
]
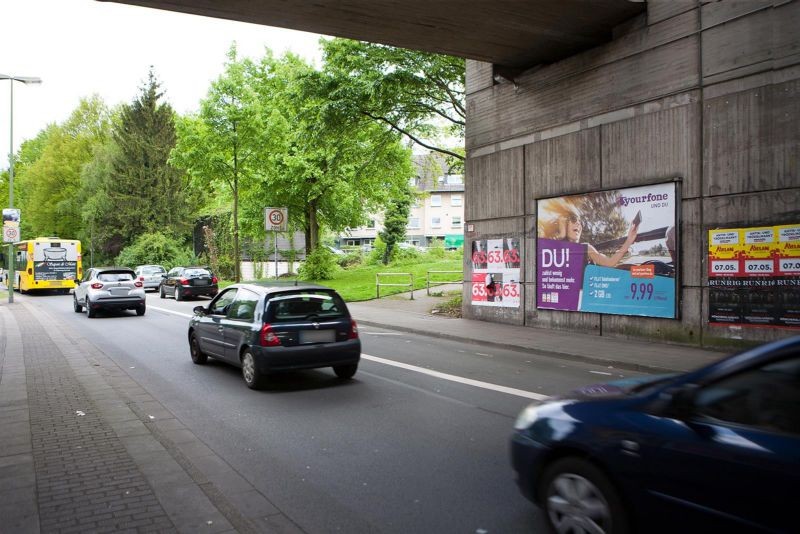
[
  {"left": 115, "top": 232, "right": 195, "bottom": 269},
  {"left": 427, "top": 238, "right": 446, "bottom": 259},
  {"left": 366, "top": 236, "right": 388, "bottom": 266},
  {"left": 337, "top": 251, "right": 363, "bottom": 269},
  {"left": 298, "top": 246, "right": 339, "bottom": 280}
]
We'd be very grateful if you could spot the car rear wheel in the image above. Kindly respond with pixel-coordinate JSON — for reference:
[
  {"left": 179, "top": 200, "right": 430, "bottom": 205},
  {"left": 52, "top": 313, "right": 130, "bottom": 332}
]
[
  {"left": 159, "top": 285, "right": 166, "bottom": 299},
  {"left": 87, "top": 301, "right": 97, "bottom": 318},
  {"left": 189, "top": 332, "right": 207, "bottom": 364},
  {"left": 175, "top": 287, "right": 182, "bottom": 301},
  {"left": 73, "top": 294, "right": 83, "bottom": 313},
  {"left": 540, "top": 457, "right": 628, "bottom": 534},
  {"left": 333, "top": 363, "right": 358, "bottom": 379},
  {"left": 241, "top": 349, "right": 266, "bottom": 390},
  {"left": 136, "top": 303, "right": 146, "bottom": 316}
]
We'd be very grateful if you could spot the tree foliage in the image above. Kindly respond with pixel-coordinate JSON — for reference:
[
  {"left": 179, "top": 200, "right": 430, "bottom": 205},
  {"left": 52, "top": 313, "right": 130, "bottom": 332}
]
[
  {"left": 379, "top": 186, "right": 413, "bottom": 264},
  {"left": 115, "top": 231, "right": 195, "bottom": 269},
  {"left": 321, "top": 39, "right": 465, "bottom": 171},
  {"left": 90, "top": 71, "right": 193, "bottom": 258}
]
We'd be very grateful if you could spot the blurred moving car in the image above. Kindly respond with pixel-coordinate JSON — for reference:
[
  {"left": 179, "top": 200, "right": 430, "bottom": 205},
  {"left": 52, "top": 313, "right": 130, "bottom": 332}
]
[
  {"left": 134, "top": 264, "right": 166, "bottom": 291},
  {"left": 159, "top": 266, "right": 218, "bottom": 301},
  {"left": 511, "top": 336, "right": 800, "bottom": 534},
  {"left": 188, "top": 282, "right": 360, "bottom": 389},
  {"left": 73, "top": 267, "right": 146, "bottom": 318}
]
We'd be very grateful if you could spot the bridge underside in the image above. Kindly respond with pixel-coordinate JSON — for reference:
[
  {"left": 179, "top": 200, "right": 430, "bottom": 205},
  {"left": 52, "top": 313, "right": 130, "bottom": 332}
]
[{"left": 102, "top": 0, "right": 645, "bottom": 69}]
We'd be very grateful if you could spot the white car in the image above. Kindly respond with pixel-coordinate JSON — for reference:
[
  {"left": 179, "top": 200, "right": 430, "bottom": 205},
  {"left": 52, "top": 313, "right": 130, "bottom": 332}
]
[{"left": 73, "top": 267, "right": 146, "bottom": 318}]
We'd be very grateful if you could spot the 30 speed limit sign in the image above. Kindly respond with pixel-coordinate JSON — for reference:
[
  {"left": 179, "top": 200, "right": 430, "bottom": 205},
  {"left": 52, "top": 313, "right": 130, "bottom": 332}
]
[
  {"left": 3, "top": 226, "right": 19, "bottom": 243},
  {"left": 264, "top": 207, "right": 288, "bottom": 232}
]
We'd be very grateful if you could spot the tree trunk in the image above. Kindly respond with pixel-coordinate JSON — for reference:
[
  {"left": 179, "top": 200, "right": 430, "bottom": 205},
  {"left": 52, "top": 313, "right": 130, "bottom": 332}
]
[{"left": 307, "top": 199, "right": 319, "bottom": 253}]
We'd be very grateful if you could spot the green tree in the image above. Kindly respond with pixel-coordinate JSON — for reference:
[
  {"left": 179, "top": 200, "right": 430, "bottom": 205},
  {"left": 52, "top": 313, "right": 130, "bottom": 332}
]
[
  {"left": 95, "top": 70, "right": 192, "bottom": 258},
  {"left": 379, "top": 186, "right": 413, "bottom": 264},
  {"left": 321, "top": 39, "right": 465, "bottom": 171},
  {"left": 171, "top": 47, "right": 271, "bottom": 282},
  {"left": 14, "top": 96, "right": 110, "bottom": 240},
  {"left": 243, "top": 52, "right": 414, "bottom": 253}
]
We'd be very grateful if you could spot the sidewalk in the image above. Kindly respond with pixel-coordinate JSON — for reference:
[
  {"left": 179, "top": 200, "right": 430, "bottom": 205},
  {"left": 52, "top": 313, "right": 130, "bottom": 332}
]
[
  {"left": 0, "top": 300, "right": 302, "bottom": 534},
  {"left": 348, "top": 284, "right": 726, "bottom": 374},
  {"left": 0, "top": 286, "right": 726, "bottom": 533}
]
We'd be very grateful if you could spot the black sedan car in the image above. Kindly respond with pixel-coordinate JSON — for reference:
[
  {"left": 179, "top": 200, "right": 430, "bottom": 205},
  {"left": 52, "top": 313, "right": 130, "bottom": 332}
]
[
  {"left": 187, "top": 282, "right": 361, "bottom": 389},
  {"left": 159, "top": 266, "right": 218, "bottom": 300},
  {"left": 511, "top": 336, "right": 800, "bottom": 534}
]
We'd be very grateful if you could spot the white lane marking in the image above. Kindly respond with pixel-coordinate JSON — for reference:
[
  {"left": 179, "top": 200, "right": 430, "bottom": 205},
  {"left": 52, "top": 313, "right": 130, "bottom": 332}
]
[
  {"left": 362, "top": 332, "right": 403, "bottom": 336},
  {"left": 146, "top": 308, "right": 549, "bottom": 401},
  {"left": 589, "top": 371, "right": 613, "bottom": 376},
  {"left": 150, "top": 306, "right": 192, "bottom": 319},
  {"left": 362, "top": 353, "right": 549, "bottom": 401}
]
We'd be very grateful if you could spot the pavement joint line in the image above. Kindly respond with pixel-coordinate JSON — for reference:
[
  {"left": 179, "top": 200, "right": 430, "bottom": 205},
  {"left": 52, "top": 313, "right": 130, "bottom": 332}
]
[{"left": 29, "top": 300, "right": 299, "bottom": 534}]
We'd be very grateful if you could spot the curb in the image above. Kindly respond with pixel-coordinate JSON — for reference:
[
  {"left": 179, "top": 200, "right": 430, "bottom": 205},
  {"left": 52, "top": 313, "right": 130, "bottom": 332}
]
[{"left": 356, "top": 318, "right": 707, "bottom": 375}]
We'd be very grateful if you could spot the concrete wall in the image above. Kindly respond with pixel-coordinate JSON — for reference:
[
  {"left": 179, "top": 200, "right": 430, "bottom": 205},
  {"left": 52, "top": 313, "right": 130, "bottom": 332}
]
[{"left": 464, "top": 0, "right": 800, "bottom": 348}]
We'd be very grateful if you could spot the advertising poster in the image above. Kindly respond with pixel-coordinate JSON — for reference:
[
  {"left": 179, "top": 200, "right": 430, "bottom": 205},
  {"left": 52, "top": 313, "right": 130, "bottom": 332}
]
[
  {"left": 708, "top": 224, "right": 800, "bottom": 329},
  {"left": 470, "top": 238, "right": 521, "bottom": 308},
  {"left": 31, "top": 240, "right": 79, "bottom": 281},
  {"left": 536, "top": 182, "right": 677, "bottom": 319}
]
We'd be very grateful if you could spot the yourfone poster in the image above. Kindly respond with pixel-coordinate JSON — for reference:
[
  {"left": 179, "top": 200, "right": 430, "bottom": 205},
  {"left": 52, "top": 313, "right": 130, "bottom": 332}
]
[
  {"left": 536, "top": 182, "right": 678, "bottom": 318},
  {"left": 708, "top": 224, "right": 800, "bottom": 328},
  {"left": 470, "top": 238, "right": 521, "bottom": 307}
]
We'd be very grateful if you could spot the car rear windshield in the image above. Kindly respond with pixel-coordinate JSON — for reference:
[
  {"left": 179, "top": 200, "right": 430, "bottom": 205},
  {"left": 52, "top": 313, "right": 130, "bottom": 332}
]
[
  {"left": 142, "top": 266, "right": 165, "bottom": 274},
  {"left": 267, "top": 291, "right": 348, "bottom": 322},
  {"left": 184, "top": 269, "right": 211, "bottom": 277},
  {"left": 98, "top": 272, "right": 134, "bottom": 282}
]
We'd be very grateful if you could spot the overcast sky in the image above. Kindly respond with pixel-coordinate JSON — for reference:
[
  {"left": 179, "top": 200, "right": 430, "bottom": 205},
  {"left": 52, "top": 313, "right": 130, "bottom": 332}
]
[{"left": 0, "top": 0, "right": 326, "bottom": 170}]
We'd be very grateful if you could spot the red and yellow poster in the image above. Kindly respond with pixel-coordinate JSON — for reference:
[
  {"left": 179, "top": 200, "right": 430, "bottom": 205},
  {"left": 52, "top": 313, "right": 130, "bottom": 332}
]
[{"left": 708, "top": 224, "right": 800, "bottom": 328}]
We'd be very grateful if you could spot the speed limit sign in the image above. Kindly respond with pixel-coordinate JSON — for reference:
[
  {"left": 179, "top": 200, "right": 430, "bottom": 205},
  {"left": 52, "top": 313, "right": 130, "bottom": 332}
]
[
  {"left": 264, "top": 207, "right": 288, "bottom": 232},
  {"left": 3, "top": 225, "right": 18, "bottom": 243}
]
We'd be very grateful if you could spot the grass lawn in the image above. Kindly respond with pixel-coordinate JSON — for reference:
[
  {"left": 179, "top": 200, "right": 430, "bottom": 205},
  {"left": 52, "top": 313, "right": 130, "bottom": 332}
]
[{"left": 229, "top": 253, "right": 463, "bottom": 302}]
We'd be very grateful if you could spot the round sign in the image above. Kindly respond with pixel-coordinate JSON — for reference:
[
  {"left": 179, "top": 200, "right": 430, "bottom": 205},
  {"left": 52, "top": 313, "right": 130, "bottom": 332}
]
[
  {"left": 3, "top": 226, "right": 19, "bottom": 242},
  {"left": 268, "top": 210, "right": 284, "bottom": 225}
]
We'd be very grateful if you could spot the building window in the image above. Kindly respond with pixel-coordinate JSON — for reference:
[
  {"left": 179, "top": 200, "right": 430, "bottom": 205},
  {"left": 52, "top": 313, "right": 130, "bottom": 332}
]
[
  {"left": 431, "top": 216, "right": 441, "bottom": 228},
  {"left": 408, "top": 217, "right": 420, "bottom": 229},
  {"left": 451, "top": 195, "right": 462, "bottom": 207},
  {"left": 452, "top": 216, "right": 462, "bottom": 227},
  {"left": 430, "top": 195, "right": 442, "bottom": 207}
]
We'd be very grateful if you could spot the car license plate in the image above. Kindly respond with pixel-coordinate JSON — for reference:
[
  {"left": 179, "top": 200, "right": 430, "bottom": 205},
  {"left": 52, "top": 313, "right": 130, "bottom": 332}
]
[
  {"left": 192, "top": 278, "right": 209, "bottom": 286},
  {"left": 300, "top": 330, "right": 335, "bottom": 344},
  {"left": 110, "top": 288, "right": 130, "bottom": 296}
]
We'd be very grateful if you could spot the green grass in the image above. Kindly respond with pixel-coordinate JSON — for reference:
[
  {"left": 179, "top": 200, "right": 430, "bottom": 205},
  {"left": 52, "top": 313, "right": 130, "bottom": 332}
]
[{"left": 232, "top": 255, "right": 463, "bottom": 302}]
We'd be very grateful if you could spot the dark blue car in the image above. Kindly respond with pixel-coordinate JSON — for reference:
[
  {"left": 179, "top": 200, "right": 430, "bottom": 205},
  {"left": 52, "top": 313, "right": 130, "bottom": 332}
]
[{"left": 511, "top": 336, "right": 800, "bottom": 534}]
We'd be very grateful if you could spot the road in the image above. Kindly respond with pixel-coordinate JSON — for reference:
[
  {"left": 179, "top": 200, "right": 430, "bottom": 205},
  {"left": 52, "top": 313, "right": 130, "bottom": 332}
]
[{"left": 20, "top": 290, "right": 644, "bottom": 533}]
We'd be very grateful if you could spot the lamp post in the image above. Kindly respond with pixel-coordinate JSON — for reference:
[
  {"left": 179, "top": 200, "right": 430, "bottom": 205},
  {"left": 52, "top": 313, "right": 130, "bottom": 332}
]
[{"left": 2, "top": 74, "right": 42, "bottom": 303}]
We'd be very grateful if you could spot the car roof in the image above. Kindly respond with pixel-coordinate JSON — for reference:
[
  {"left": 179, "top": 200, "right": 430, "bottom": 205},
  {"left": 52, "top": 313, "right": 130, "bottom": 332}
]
[
  {"left": 686, "top": 335, "right": 800, "bottom": 385},
  {"left": 93, "top": 266, "right": 135, "bottom": 273},
  {"left": 229, "top": 281, "right": 337, "bottom": 295},
  {"left": 136, "top": 264, "right": 165, "bottom": 269}
]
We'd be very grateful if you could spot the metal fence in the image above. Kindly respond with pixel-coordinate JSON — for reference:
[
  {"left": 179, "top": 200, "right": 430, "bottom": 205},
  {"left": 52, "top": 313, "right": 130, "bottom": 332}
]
[{"left": 376, "top": 272, "right": 414, "bottom": 300}]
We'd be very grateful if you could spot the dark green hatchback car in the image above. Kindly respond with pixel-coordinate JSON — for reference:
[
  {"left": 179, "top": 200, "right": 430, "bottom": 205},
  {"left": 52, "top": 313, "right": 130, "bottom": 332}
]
[{"left": 188, "top": 282, "right": 361, "bottom": 389}]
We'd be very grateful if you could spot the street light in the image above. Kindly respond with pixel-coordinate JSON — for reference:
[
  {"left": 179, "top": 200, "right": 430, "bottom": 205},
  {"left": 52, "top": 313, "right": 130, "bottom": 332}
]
[{"left": 1, "top": 74, "right": 42, "bottom": 303}]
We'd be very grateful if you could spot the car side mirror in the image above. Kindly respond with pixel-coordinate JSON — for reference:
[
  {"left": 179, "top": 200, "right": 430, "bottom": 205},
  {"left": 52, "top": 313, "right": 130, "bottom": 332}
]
[
  {"left": 161, "top": 274, "right": 168, "bottom": 279},
  {"left": 662, "top": 385, "right": 698, "bottom": 420},
  {"left": 193, "top": 305, "right": 207, "bottom": 315}
]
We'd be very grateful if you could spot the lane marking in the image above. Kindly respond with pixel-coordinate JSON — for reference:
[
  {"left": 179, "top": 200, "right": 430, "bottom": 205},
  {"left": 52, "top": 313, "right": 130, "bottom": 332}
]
[
  {"left": 149, "top": 306, "right": 192, "bottom": 319},
  {"left": 589, "top": 371, "right": 613, "bottom": 376},
  {"left": 362, "top": 332, "right": 403, "bottom": 336},
  {"left": 362, "top": 353, "right": 549, "bottom": 401},
  {"left": 148, "top": 308, "right": 549, "bottom": 401}
]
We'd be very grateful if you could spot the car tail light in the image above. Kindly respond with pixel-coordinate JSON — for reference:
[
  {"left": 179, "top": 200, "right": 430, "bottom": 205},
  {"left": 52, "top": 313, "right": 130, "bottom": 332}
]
[
  {"left": 134, "top": 281, "right": 143, "bottom": 288},
  {"left": 139, "top": 276, "right": 145, "bottom": 281},
  {"left": 259, "top": 324, "right": 282, "bottom": 347},
  {"left": 349, "top": 319, "right": 359, "bottom": 339},
  {"left": 91, "top": 283, "right": 103, "bottom": 289},
  {"left": 179, "top": 278, "right": 190, "bottom": 286},
  {"left": 211, "top": 276, "right": 218, "bottom": 284}
]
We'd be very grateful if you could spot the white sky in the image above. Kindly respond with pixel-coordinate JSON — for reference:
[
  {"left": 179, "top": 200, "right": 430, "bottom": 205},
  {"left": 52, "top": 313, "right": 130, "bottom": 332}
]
[{"left": 0, "top": 0, "right": 326, "bottom": 170}]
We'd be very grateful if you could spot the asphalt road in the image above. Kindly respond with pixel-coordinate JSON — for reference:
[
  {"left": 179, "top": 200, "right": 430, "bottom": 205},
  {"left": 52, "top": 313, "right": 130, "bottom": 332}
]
[{"left": 21, "top": 290, "right": 644, "bottom": 533}]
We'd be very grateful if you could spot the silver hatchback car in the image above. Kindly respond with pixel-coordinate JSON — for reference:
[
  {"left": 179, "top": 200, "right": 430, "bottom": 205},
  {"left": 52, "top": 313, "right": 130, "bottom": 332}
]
[
  {"left": 73, "top": 267, "right": 146, "bottom": 318},
  {"left": 134, "top": 264, "right": 167, "bottom": 291}
]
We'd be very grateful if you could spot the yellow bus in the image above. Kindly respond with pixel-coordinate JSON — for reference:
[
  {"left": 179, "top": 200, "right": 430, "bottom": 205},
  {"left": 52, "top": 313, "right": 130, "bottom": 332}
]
[{"left": 13, "top": 237, "right": 82, "bottom": 294}]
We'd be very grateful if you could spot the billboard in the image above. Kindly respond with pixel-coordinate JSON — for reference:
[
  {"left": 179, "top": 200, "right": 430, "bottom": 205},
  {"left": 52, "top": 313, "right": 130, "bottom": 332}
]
[
  {"left": 536, "top": 182, "right": 678, "bottom": 319},
  {"left": 708, "top": 224, "right": 800, "bottom": 329},
  {"left": 470, "top": 238, "right": 521, "bottom": 307}
]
